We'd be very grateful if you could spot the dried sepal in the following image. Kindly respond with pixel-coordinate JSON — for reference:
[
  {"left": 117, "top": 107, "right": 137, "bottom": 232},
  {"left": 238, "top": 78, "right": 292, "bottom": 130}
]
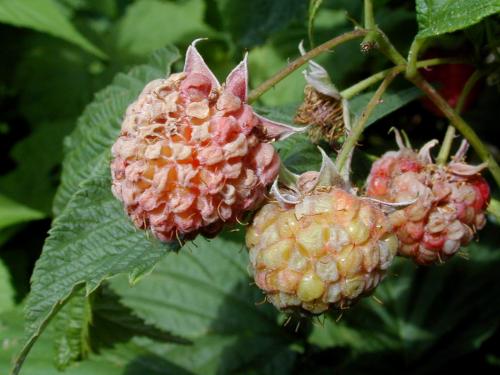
[
  {"left": 271, "top": 178, "right": 301, "bottom": 206},
  {"left": 225, "top": 52, "right": 248, "bottom": 101},
  {"left": 362, "top": 196, "right": 417, "bottom": 214},
  {"left": 417, "top": 139, "right": 439, "bottom": 164},
  {"left": 184, "top": 38, "right": 220, "bottom": 89},
  {"left": 453, "top": 139, "right": 469, "bottom": 161},
  {"left": 447, "top": 161, "right": 488, "bottom": 176},
  {"left": 255, "top": 113, "right": 308, "bottom": 141},
  {"left": 298, "top": 41, "right": 340, "bottom": 98},
  {"left": 315, "top": 147, "right": 347, "bottom": 190}
]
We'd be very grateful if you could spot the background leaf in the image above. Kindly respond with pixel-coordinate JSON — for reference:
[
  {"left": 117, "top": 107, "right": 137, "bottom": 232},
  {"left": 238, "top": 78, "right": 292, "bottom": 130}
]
[
  {"left": 0, "top": 120, "right": 75, "bottom": 214},
  {"left": 109, "top": 231, "right": 298, "bottom": 375},
  {"left": 0, "top": 258, "right": 15, "bottom": 313},
  {"left": 115, "top": 0, "right": 213, "bottom": 59},
  {"left": 17, "top": 174, "right": 177, "bottom": 373},
  {"left": 53, "top": 46, "right": 180, "bottom": 214},
  {"left": 306, "top": 231, "right": 500, "bottom": 374},
  {"left": 14, "top": 47, "right": 181, "bottom": 371},
  {"left": 349, "top": 86, "right": 423, "bottom": 127},
  {"left": 0, "top": 0, "right": 105, "bottom": 57},
  {"left": 416, "top": 0, "right": 500, "bottom": 38},
  {"left": 215, "top": 0, "right": 306, "bottom": 48},
  {"left": 0, "top": 306, "right": 190, "bottom": 375},
  {"left": 0, "top": 194, "right": 44, "bottom": 230},
  {"left": 308, "top": 0, "right": 324, "bottom": 46},
  {"left": 52, "top": 289, "right": 92, "bottom": 370}
]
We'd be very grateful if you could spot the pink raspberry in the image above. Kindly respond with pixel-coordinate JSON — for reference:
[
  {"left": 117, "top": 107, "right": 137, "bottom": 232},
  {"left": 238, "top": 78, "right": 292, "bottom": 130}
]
[
  {"left": 366, "top": 134, "right": 489, "bottom": 265},
  {"left": 111, "top": 40, "right": 302, "bottom": 242}
]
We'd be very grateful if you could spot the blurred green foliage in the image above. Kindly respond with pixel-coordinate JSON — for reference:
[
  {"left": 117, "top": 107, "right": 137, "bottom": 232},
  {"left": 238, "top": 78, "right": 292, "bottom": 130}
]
[{"left": 0, "top": 1, "right": 499, "bottom": 374}]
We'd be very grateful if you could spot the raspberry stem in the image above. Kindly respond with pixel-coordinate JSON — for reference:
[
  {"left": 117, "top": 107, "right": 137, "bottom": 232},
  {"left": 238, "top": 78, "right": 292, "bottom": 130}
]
[
  {"left": 247, "top": 29, "right": 368, "bottom": 103},
  {"left": 410, "top": 74, "right": 500, "bottom": 187},
  {"left": 340, "top": 57, "right": 467, "bottom": 99},
  {"left": 367, "top": 27, "right": 500, "bottom": 187},
  {"left": 405, "top": 37, "right": 428, "bottom": 79},
  {"left": 336, "top": 71, "right": 398, "bottom": 173},
  {"left": 361, "top": 0, "right": 377, "bottom": 50},
  {"left": 436, "top": 70, "right": 483, "bottom": 165}
]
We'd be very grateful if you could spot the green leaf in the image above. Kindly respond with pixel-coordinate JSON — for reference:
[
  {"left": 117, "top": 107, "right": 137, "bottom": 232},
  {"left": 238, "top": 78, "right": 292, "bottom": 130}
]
[
  {"left": 0, "top": 306, "right": 189, "bottom": 375},
  {"left": 52, "top": 289, "right": 92, "bottom": 370},
  {"left": 53, "top": 46, "right": 181, "bottom": 214},
  {"left": 13, "top": 37, "right": 108, "bottom": 124},
  {"left": 349, "top": 86, "right": 423, "bottom": 127},
  {"left": 0, "top": 194, "right": 45, "bottom": 230},
  {"left": 0, "top": 0, "right": 105, "bottom": 57},
  {"left": 14, "top": 174, "right": 177, "bottom": 374},
  {"left": 1, "top": 308, "right": 117, "bottom": 375},
  {"left": 13, "top": 47, "right": 181, "bottom": 374},
  {"left": 249, "top": 44, "right": 306, "bottom": 106},
  {"left": 0, "top": 259, "right": 15, "bottom": 313},
  {"left": 215, "top": 0, "right": 306, "bottom": 48},
  {"left": 110, "top": 231, "right": 297, "bottom": 374},
  {"left": 308, "top": 231, "right": 500, "bottom": 373},
  {"left": 0, "top": 120, "right": 75, "bottom": 214},
  {"left": 416, "top": 0, "right": 500, "bottom": 39},
  {"left": 308, "top": 0, "right": 324, "bottom": 46},
  {"left": 115, "top": 0, "right": 213, "bottom": 58},
  {"left": 91, "top": 285, "right": 190, "bottom": 347}
]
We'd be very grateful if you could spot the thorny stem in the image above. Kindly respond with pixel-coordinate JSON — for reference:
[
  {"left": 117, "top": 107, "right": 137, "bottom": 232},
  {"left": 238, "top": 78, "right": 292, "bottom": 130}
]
[
  {"left": 247, "top": 29, "right": 368, "bottom": 102},
  {"left": 411, "top": 75, "right": 500, "bottom": 186},
  {"left": 436, "top": 70, "right": 483, "bottom": 165},
  {"left": 341, "top": 57, "right": 466, "bottom": 99},
  {"left": 372, "top": 26, "right": 406, "bottom": 66},
  {"left": 369, "top": 27, "right": 500, "bottom": 187},
  {"left": 336, "top": 71, "right": 398, "bottom": 172},
  {"left": 247, "top": 17, "right": 500, "bottom": 186}
]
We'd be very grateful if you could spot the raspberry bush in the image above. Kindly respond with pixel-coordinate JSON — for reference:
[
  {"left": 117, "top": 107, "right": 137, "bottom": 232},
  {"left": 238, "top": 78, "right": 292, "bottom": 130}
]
[{"left": 1, "top": 1, "right": 499, "bottom": 375}]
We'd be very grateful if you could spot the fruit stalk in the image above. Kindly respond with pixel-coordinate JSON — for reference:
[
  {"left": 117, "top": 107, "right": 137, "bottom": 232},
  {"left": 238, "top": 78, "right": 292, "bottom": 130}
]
[
  {"left": 247, "top": 29, "right": 368, "bottom": 102},
  {"left": 340, "top": 57, "right": 467, "bottom": 99},
  {"left": 368, "top": 28, "right": 500, "bottom": 187},
  {"left": 361, "top": 0, "right": 377, "bottom": 49},
  {"left": 405, "top": 37, "right": 427, "bottom": 79},
  {"left": 411, "top": 75, "right": 500, "bottom": 186},
  {"left": 336, "top": 71, "right": 398, "bottom": 173},
  {"left": 435, "top": 70, "right": 483, "bottom": 164}
]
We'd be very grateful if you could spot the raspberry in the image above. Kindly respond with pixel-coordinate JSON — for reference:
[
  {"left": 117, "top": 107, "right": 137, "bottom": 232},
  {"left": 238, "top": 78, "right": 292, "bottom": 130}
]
[
  {"left": 419, "top": 49, "right": 480, "bottom": 117},
  {"left": 246, "top": 151, "right": 398, "bottom": 314},
  {"left": 111, "top": 40, "right": 303, "bottom": 242},
  {"left": 366, "top": 133, "right": 490, "bottom": 265}
]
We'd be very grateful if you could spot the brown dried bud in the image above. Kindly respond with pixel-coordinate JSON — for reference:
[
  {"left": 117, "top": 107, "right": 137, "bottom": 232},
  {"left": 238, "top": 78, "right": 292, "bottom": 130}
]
[{"left": 294, "top": 85, "right": 345, "bottom": 144}]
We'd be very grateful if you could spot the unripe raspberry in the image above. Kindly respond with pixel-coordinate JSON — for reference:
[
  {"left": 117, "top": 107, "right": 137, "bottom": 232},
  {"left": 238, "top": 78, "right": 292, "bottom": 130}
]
[
  {"left": 366, "top": 134, "right": 490, "bottom": 265},
  {"left": 111, "top": 40, "right": 303, "bottom": 242},
  {"left": 246, "top": 151, "right": 398, "bottom": 314}
]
